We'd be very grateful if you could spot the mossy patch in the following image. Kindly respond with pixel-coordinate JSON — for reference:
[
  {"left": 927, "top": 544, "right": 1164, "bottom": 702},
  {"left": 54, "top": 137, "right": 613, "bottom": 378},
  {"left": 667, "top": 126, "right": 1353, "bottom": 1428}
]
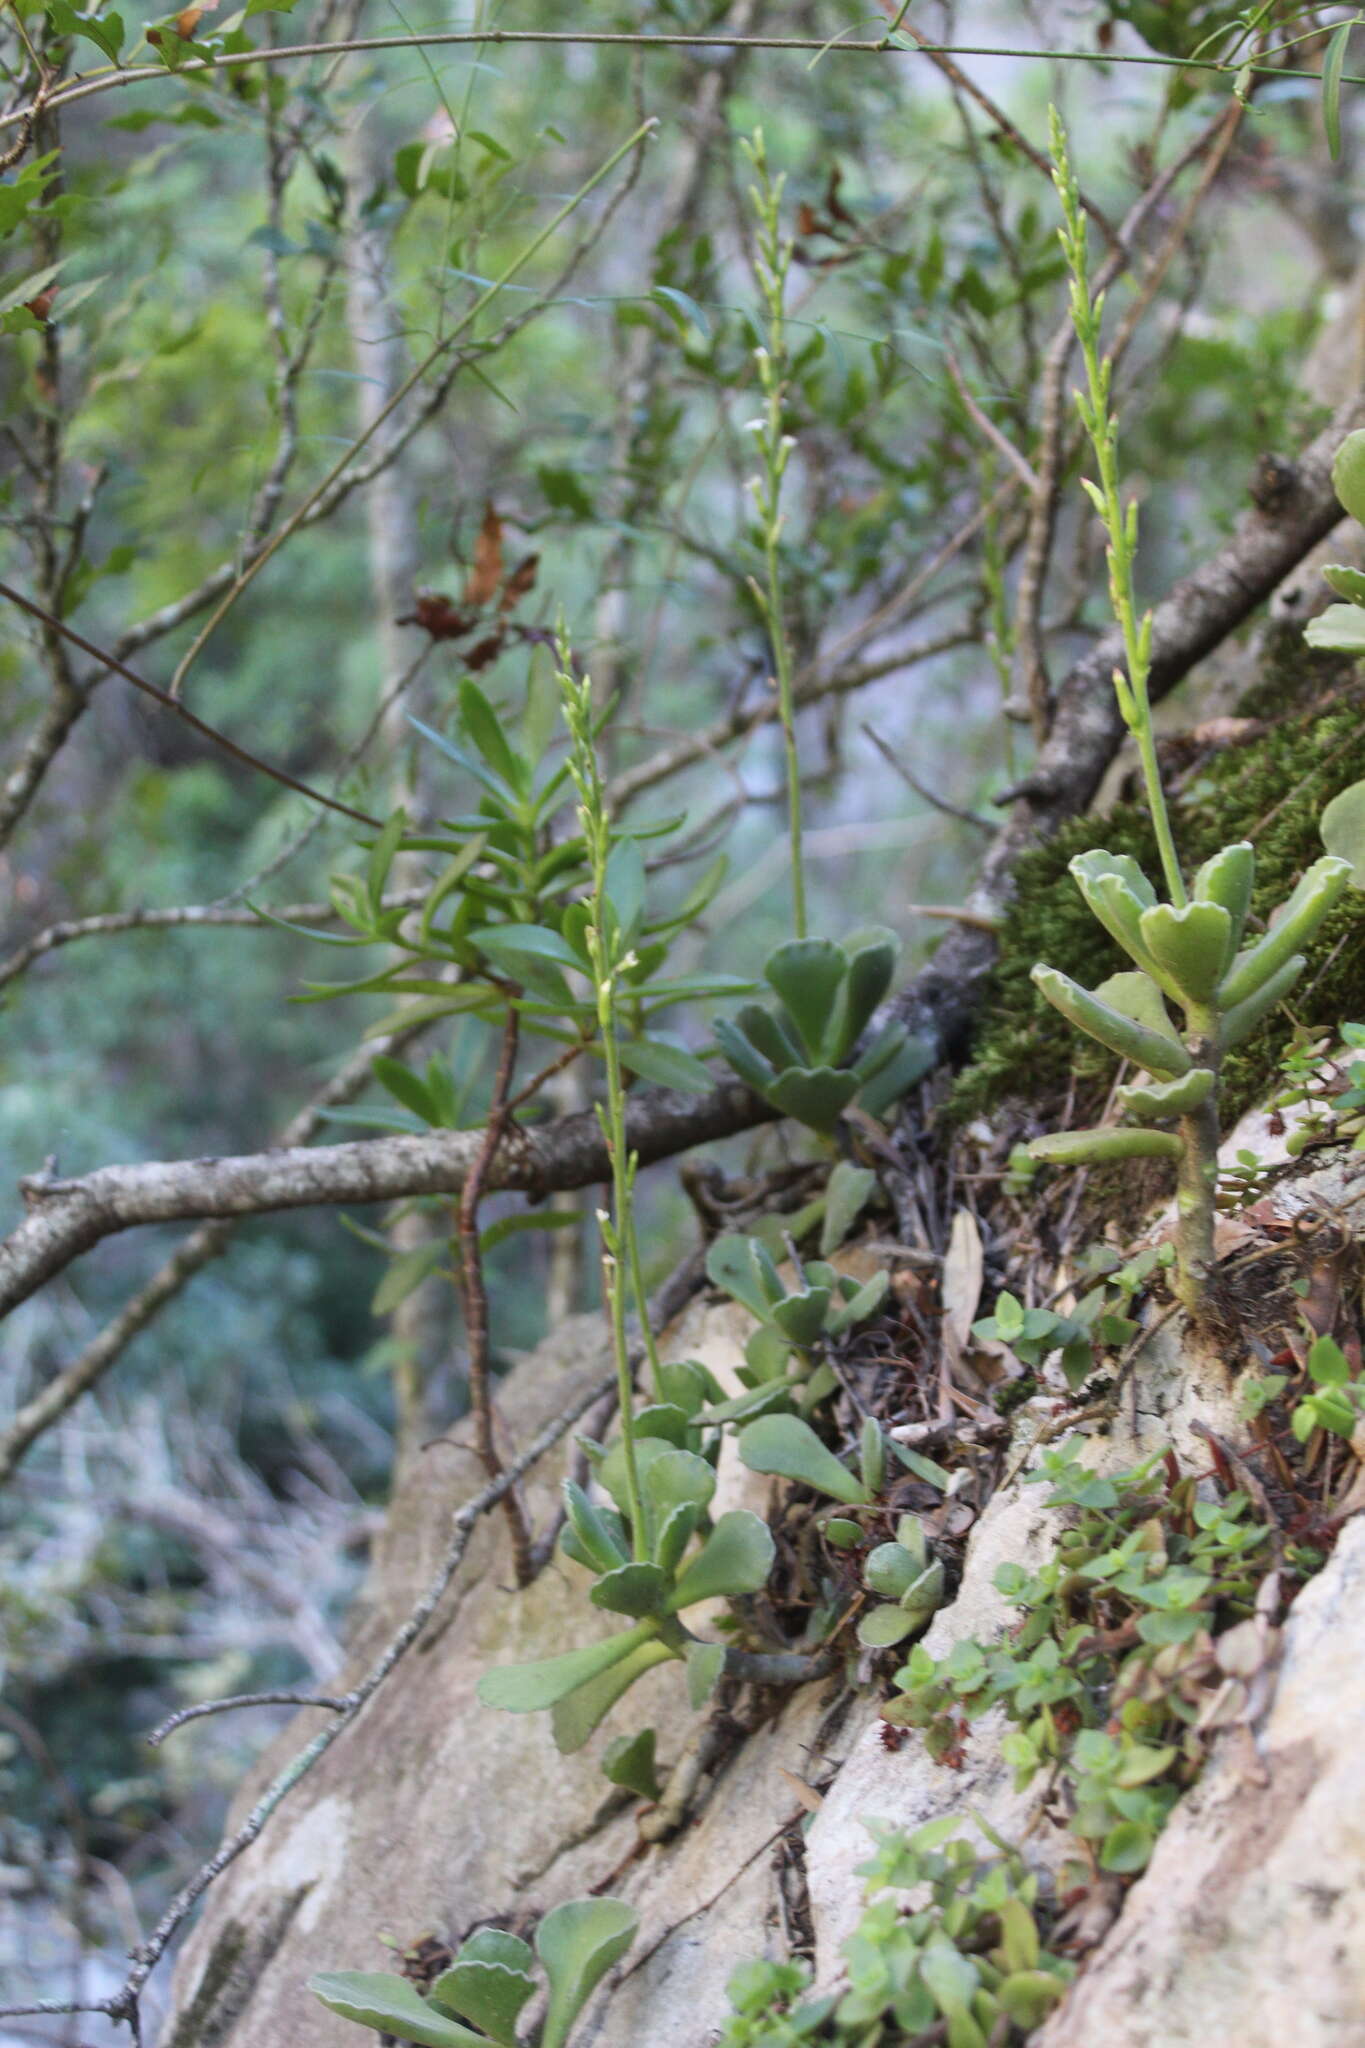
[{"left": 951, "top": 681, "right": 1365, "bottom": 1139}]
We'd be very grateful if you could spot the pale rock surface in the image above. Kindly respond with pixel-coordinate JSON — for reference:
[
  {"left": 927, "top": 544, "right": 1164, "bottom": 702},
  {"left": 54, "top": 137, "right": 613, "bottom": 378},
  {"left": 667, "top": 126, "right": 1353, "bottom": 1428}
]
[
  {"left": 1038, "top": 1512, "right": 1365, "bottom": 2048},
  {"left": 163, "top": 1154, "right": 1365, "bottom": 2048}
]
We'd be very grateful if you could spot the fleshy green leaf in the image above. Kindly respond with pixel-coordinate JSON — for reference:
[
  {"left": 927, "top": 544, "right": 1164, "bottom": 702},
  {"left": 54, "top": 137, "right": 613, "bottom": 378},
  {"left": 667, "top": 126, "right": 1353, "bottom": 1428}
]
[
  {"left": 1321, "top": 779, "right": 1365, "bottom": 890},
  {"left": 1031, "top": 966, "right": 1191, "bottom": 1076},
  {"left": 478, "top": 1621, "right": 655, "bottom": 1712},
  {"left": 764, "top": 938, "right": 846, "bottom": 1059},
  {"left": 857, "top": 1604, "right": 925, "bottom": 1647},
  {"left": 686, "top": 1639, "right": 726, "bottom": 1708},
  {"left": 428, "top": 1949, "right": 534, "bottom": 2046},
  {"left": 1115, "top": 1068, "right": 1214, "bottom": 1119},
  {"left": 665, "top": 1510, "right": 775, "bottom": 1611},
  {"left": 1029, "top": 1127, "right": 1183, "bottom": 1165},
  {"left": 601, "top": 1728, "right": 663, "bottom": 1802},
  {"left": 766, "top": 1065, "right": 860, "bottom": 1134},
  {"left": 1332, "top": 427, "right": 1365, "bottom": 524},
  {"left": 1322, "top": 564, "right": 1365, "bottom": 606},
  {"left": 737, "top": 1414, "right": 870, "bottom": 1504},
  {"left": 706, "top": 1233, "right": 785, "bottom": 1320},
  {"left": 1305, "top": 603, "right": 1365, "bottom": 653},
  {"left": 1192, "top": 841, "right": 1255, "bottom": 956},
  {"left": 864, "top": 1546, "right": 915, "bottom": 1601},
  {"left": 590, "top": 1562, "right": 667, "bottom": 1617},
  {"left": 1218, "top": 856, "right": 1351, "bottom": 1008},
  {"left": 551, "top": 1639, "right": 677, "bottom": 1754},
  {"left": 309, "top": 1973, "right": 489, "bottom": 2047},
  {"left": 821, "top": 1161, "right": 877, "bottom": 1255},
  {"left": 536, "top": 1898, "right": 639, "bottom": 2048},
  {"left": 1138, "top": 901, "right": 1232, "bottom": 1007},
  {"left": 1220, "top": 953, "right": 1306, "bottom": 1050}
]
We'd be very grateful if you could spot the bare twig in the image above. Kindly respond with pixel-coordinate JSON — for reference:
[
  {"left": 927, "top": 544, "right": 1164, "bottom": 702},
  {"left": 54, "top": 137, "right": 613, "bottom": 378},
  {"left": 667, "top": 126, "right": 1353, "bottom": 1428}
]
[
  {"left": 860, "top": 723, "right": 995, "bottom": 831},
  {"left": 145, "top": 1692, "right": 347, "bottom": 1747}
]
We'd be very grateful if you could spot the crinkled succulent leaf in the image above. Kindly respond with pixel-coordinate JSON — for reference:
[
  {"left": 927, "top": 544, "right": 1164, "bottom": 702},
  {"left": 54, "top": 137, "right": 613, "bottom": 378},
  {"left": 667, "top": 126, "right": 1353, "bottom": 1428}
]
[
  {"left": 766, "top": 1064, "right": 860, "bottom": 1134},
  {"left": 429, "top": 1940, "right": 535, "bottom": 2047},
  {"left": 705, "top": 1233, "right": 780, "bottom": 1320},
  {"left": 857, "top": 1604, "right": 925, "bottom": 1649},
  {"left": 864, "top": 1541, "right": 918, "bottom": 1599},
  {"left": 1218, "top": 855, "right": 1352, "bottom": 1008},
  {"left": 563, "top": 1481, "right": 629, "bottom": 1576},
  {"left": 828, "top": 929, "right": 899, "bottom": 1061},
  {"left": 653, "top": 1501, "right": 701, "bottom": 1579},
  {"left": 1192, "top": 841, "right": 1254, "bottom": 959},
  {"left": 763, "top": 939, "right": 846, "bottom": 1059},
  {"left": 738, "top": 1413, "right": 871, "bottom": 1504},
  {"left": 821, "top": 1161, "right": 878, "bottom": 1255},
  {"left": 657, "top": 1359, "right": 721, "bottom": 1414},
  {"left": 896, "top": 1512, "right": 929, "bottom": 1567},
  {"left": 631, "top": 1401, "right": 690, "bottom": 1447},
  {"left": 743, "top": 1322, "right": 794, "bottom": 1382},
  {"left": 665, "top": 1509, "right": 775, "bottom": 1612},
  {"left": 1031, "top": 966, "right": 1191, "bottom": 1076},
  {"left": 1138, "top": 900, "right": 1232, "bottom": 1007},
  {"left": 860, "top": 1416, "right": 887, "bottom": 1495},
  {"left": 1068, "top": 852, "right": 1163, "bottom": 979},
  {"left": 1322, "top": 563, "right": 1365, "bottom": 606},
  {"left": 309, "top": 1973, "right": 488, "bottom": 2048},
  {"left": 589, "top": 1562, "right": 667, "bottom": 1617},
  {"left": 850, "top": 1019, "right": 910, "bottom": 1087},
  {"left": 826, "top": 1269, "right": 890, "bottom": 1335},
  {"left": 1029, "top": 1127, "right": 1183, "bottom": 1165},
  {"left": 1321, "top": 778, "right": 1365, "bottom": 889},
  {"left": 900, "top": 1559, "right": 946, "bottom": 1613},
  {"left": 857, "top": 1029, "right": 935, "bottom": 1118},
  {"left": 1094, "top": 969, "right": 1186, "bottom": 1051},
  {"left": 825, "top": 1517, "right": 863, "bottom": 1550},
  {"left": 1305, "top": 603, "right": 1365, "bottom": 653},
  {"left": 771, "top": 1287, "right": 833, "bottom": 1347},
  {"left": 739, "top": 1001, "right": 807, "bottom": 1073},
  {"left": 643, "top": 1445, "right": 717, "bottom": 1525},
  {"left": 1332, "top": 426, "right": 1365, "bottom": 524},
  {"left": 711, "top": 1016, "right": 778, "bottom": 1097},
  {"left": 478, "top": 1620, "right": 656, "bottom": 1713},
  {"left": 536, "top": 1898, "right": 638, "bottom": 2048},
  {"left": 686, "top": 1638, "right": 726, "bottom": 1708},
  {"left": 550, "top": 1638, "right": 677, "bottom": 1755},
  {"left": 1116, "top": 1068, "right": 1215, "bottom": 1119},
  {"left": 601, "top": 1728, "right": 663, "bottom": 1804},
  {"left": 1219, "top": 952, "right": 1306, "bottom": 1051}
]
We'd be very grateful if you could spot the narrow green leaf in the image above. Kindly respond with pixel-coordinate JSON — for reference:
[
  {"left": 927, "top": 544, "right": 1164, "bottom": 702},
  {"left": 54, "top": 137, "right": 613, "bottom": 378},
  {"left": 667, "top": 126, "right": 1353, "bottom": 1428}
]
[
  {"left": 477, "top": 1621, "right": 654, "bottom": 1712},
  {"left": 1323, "top": 19, "right": 1352, "bottom": 160},
  {"left": 550, "top": 1639, "right": 677, "bottom": 1754},
  {"left": 664, "top": 1511, "right": 775, "bottom": 1611}
]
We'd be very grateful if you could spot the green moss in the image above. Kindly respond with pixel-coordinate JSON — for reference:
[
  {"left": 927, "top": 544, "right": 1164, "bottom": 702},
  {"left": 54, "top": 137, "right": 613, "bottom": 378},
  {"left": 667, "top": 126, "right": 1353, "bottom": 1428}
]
[{"left": 951, "top": 682, "right": 1365, "bottom": 1135}]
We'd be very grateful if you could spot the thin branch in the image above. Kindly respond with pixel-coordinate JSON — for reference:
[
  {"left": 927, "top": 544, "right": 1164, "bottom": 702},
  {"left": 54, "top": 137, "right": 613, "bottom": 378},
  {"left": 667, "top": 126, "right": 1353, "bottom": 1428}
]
[
  {"left": 0, "top": 579, "right": 383, "bottom": 827},
  {"left": 0, "top": 1077, "right": 777, "bottom": 1326},
  {"left": 145, "top": 1692, "right": 347, "bottom": 1747},
  {"left": 0, "top": 1014, "right": 433, "bottom": 1483},
  {"left": 860, "top": 722, "right": 995, "bottom": 831},
  {"left": 0, "top": 28, "right": 1334, "bottom": 134}
]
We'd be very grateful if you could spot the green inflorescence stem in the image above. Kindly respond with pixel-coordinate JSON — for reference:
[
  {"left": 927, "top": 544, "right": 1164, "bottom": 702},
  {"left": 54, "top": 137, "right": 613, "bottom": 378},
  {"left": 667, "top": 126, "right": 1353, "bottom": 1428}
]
[
  {"left": 743, "top": 130, "right": 807, "bottom": 940},
  {"left": 1050, "top": 108, "right": 1186, "bottom": 909}
]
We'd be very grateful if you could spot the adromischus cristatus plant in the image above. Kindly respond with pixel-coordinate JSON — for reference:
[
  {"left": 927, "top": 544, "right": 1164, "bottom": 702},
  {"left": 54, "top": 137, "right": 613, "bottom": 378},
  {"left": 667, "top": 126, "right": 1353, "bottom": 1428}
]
[{"left": 1029, "top": 115, "right": 1354, "bottom": 1320}]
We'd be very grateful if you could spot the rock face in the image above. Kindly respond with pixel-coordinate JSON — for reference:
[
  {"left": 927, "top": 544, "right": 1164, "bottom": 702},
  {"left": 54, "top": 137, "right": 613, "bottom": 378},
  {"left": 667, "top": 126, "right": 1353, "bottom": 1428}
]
[{"left": 163, "top": 1154, "right": 1365, "bottom": 2048}]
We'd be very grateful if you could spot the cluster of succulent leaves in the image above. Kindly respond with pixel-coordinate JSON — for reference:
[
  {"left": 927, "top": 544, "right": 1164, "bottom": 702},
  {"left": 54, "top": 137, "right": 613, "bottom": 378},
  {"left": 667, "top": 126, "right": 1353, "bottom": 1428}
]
[
  {"left": 310, "top": 1895, "right": 637, "bottom": 2048},
  {"left": 702, "top": 1226, "right": 891, "bottom": 1422},
  {"left": 1028, "top": 840, "right": 1352, "bottom": 1168},
  {"left": 477, "top": 1361, "right": 774, "bottom": 1751},
  {"left": 855, "top": 1512, "right": 946, "bottom": 1651},
  {"left": 885, "top": 1440, "right": 1283, "bottom": 1876},
  {"left": 261, "top": 673, "right": 745, "bottom": 1083},
  {"left": 715, "top": 929, "right": 931, "bottom": 1135},
  {"left": 718, "top": 1817, "right": 1074, "bottom": 2048},
  {"left": 971, "top": 1242, "right": 1173, "bottom": 1393}
]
